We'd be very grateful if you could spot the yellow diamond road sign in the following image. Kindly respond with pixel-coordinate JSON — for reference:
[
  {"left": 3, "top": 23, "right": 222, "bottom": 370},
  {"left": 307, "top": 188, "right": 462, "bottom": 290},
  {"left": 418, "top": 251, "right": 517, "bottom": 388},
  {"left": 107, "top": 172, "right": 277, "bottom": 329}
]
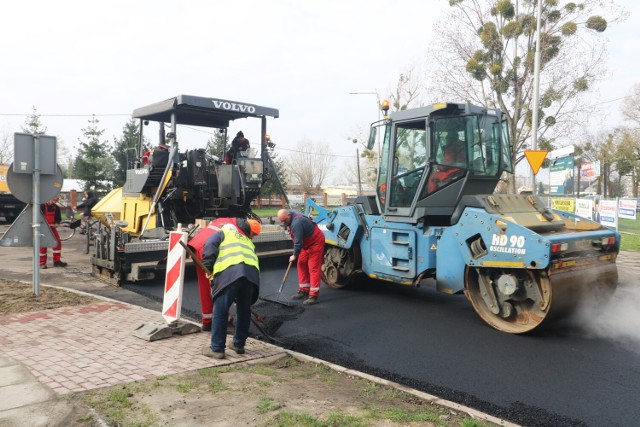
[{"left": 524, "top": 150, "right": 548, "bottom": 175}]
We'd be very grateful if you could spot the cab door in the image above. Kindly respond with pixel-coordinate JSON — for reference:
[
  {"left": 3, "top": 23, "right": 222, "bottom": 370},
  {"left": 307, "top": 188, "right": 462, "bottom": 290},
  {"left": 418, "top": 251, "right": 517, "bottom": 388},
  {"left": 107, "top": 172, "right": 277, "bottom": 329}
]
[{"left": 378, "top": 119, "right": 428, "bottom": 216}]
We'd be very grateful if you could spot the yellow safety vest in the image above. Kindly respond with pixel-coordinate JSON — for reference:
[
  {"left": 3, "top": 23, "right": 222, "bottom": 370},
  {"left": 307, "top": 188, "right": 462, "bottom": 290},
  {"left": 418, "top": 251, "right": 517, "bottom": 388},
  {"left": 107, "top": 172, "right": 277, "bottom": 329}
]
[{"left": 212, "top": 228, "right": 260, "bottom": 276}]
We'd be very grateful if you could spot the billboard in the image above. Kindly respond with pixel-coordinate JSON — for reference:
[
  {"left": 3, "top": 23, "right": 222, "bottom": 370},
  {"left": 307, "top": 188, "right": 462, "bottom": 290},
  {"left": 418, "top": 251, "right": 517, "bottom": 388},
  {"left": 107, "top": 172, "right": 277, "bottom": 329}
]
[
  {"left": 580, "top": 161, "right": 600, "bottom": 178},
  {"left": 549, "top": 156, "right": 574, "bottom": 196}
]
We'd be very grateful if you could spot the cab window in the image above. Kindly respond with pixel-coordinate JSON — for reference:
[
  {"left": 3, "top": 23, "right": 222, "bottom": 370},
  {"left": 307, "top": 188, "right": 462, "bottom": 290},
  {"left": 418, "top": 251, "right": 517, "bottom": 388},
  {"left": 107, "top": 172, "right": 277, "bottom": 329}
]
[{"left": 389, "top": 120, "right": 427, "bottom": 208}]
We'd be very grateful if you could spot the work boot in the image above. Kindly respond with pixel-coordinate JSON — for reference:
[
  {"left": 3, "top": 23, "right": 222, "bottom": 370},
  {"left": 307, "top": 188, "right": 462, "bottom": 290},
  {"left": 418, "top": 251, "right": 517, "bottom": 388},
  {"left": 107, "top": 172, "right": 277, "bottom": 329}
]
[
  {"left": 303, "top": 296, "right": 318, "bottom": 305},
  {"left": 40, "top": 264, "right": 47, "bottom": 270},
  {"left": 291, "top": 290, "right": 308, "bottom": 300},
  {"left": 229, "top": 343, "right": 245, "bottom": 354},
  {"left": 53, "top": 261, "right": 68, "bottom": 267},
  {"left": 201, "top": 323, "right": 212, "bottom": 332},
  {"left": 201, "top": 346, "right": 225, "bottom": 359}
]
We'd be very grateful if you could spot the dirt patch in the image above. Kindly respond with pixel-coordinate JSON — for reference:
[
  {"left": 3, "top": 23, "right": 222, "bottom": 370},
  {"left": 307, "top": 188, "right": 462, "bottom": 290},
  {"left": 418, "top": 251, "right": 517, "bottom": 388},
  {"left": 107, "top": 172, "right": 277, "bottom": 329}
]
[
  {"left": 0, "top": 279, "right": 97, "bottom": 315},
  {"left": 67, "top": 356, "right": 492, "bottom": 427}
]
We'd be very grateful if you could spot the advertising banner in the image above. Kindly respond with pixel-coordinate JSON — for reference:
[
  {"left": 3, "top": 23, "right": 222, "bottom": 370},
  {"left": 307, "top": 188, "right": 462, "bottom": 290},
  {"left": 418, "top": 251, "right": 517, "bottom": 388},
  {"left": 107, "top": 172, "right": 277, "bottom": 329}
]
[
  {"left": 618, "top": 199, "right": 638, "bottom": 220},
  {"left": 551, "top": 198, "right": 575, "bottom": 213},
  {"left": 575, "top": 199, "right": 593, "bottom": 220},
  {"left": 596, "top": 199, "right": 617, "bottom": 227}
]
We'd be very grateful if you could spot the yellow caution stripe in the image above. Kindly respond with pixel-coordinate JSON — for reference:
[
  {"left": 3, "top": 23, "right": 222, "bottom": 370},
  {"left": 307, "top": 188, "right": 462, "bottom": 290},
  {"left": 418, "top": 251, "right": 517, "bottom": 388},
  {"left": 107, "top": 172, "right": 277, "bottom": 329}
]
[{"left": 480, "top": 260, "right": 525, "bottom": 267}]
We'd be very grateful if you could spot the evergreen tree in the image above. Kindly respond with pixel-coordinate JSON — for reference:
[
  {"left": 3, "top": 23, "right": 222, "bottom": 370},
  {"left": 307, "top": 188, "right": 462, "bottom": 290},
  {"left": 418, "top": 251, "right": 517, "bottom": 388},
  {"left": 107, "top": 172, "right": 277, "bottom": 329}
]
[
  {"left": 73, "top": 115, "right": 115, "bottom": 193},
  {"left": 21, "top": 106, "right": 47, "bottom": 135},
  {"left": 206, "top": 129, "right": 228, "bottom": 161},
  {"left": 262, "top": 144, "right": 288, "bottom": 199},
  {"left": 112, "top": 119, "right": 141, "bottom": 186},
  {"left": 20, "top": 106, "right": 72, "bottom": 177}
]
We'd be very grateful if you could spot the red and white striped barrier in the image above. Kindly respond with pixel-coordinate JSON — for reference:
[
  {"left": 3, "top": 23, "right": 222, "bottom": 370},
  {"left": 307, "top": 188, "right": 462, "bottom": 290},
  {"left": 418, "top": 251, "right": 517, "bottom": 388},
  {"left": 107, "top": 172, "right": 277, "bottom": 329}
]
[{"left": 162, "top": 229, "right": 188, "bottom": 323}]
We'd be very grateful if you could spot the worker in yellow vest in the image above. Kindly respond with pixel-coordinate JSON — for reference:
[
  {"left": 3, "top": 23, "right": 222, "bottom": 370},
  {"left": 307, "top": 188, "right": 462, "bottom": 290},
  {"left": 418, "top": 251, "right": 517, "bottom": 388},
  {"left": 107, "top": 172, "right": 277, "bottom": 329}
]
[{"left": 200, "top": 218, "right": 261, "bottom": 359}]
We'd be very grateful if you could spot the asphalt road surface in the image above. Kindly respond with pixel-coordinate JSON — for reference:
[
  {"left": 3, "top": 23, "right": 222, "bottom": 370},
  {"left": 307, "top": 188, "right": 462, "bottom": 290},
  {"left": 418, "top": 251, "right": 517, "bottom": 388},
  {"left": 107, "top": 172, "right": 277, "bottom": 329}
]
[{"left": 124, "top": 255, "right": 640, "bottom": 427}]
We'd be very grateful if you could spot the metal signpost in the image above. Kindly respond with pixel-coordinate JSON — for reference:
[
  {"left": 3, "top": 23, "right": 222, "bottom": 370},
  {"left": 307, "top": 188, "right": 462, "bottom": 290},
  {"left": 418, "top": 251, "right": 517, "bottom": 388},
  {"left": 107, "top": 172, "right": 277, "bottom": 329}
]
[{"left": 0, "top": 133, "right": 61, "bottom": 296}]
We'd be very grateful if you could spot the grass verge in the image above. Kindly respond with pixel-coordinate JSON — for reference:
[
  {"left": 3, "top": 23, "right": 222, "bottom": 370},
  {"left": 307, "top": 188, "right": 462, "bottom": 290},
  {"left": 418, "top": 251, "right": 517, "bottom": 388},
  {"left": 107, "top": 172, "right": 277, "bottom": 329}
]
[{"left": 78, "top": 356, "right": 498, "bottom": 427}]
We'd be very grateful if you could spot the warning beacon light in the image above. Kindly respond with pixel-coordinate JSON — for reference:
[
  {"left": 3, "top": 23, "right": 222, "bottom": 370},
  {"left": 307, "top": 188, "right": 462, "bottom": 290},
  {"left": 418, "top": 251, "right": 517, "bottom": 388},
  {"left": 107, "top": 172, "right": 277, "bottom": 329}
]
[{"left": 381, "top": 100, "right": 390, "bottom": 115}]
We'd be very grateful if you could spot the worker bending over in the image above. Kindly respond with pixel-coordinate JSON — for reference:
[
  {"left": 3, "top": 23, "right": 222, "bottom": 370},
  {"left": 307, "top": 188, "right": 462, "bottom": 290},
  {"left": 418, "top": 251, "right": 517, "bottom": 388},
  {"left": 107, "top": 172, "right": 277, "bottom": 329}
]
[
  {"left": 200, "top": 218, "right": 262, "bottom": 359},
  {"left": 187, "top": 218, "right": 239, "bottom": 330},
  {"left": 277, "top": 208, "right": 325, "bottom": 305}
]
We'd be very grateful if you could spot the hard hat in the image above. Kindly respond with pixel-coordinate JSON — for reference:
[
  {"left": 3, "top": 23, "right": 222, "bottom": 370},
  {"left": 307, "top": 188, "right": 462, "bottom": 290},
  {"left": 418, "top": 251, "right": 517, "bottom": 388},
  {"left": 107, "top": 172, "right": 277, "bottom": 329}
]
[{"left": 248, "top": 219, "right": 261, "bottom": 236}]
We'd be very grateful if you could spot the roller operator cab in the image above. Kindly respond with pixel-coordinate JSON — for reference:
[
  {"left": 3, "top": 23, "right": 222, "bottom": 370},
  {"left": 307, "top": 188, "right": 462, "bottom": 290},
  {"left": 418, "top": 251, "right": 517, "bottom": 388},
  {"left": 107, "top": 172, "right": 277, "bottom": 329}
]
[
  {"left": 309, "top": 102, "right": 620, "bottom": 334},
  {"left": 90, "top": 95, "right": 291, "bottom": 284}
]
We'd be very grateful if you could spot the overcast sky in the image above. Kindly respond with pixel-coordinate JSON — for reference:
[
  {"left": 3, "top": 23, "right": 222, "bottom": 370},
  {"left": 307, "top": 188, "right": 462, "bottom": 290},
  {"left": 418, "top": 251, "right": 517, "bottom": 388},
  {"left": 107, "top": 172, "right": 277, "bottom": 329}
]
[{"left": 1, "top": 0, "right": 638, "bottom": 184}]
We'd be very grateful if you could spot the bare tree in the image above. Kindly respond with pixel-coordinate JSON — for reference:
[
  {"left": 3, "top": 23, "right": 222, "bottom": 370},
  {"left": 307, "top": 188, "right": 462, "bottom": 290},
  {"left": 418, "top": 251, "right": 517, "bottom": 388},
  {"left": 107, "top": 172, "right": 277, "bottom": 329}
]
[
  {"left": 621, "top": 83, "right": 640, "bottom": 127},
  {"left": 426, "top": 0, "right": 625, "bottom": 173},
  {"left": 619, "top": 84, "right": 640, "bottom": 196},
  {"left": 285, "top": 140, "right": 333, "bottom": 194},
  {"left": 386, "top": 65, "right": 422, "bottom": 111},
  {"left": 345, "top": 66, "right": 425, "bottom": 191},
  {"left": 615, "top": 129, "right": 640, "bottom": 196},
  {"left": 0, "top": 127, "right": 13, "bottom": 165}
]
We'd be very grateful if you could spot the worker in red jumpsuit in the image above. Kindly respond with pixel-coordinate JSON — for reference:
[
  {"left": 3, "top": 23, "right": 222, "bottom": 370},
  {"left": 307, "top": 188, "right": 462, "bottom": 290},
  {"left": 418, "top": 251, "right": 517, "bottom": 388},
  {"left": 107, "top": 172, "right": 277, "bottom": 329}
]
[
  {"left": 187, "top": 217, "right": 238, "bottom": 330},
  {"left": 427, "top": 133, "right": 467, "bottom": 193},
  {"left": 277, "top": 208, "right": 325, "bottom": 305},
  {"left": 40, "top": 196, "right": 67, "bottom": 269}
]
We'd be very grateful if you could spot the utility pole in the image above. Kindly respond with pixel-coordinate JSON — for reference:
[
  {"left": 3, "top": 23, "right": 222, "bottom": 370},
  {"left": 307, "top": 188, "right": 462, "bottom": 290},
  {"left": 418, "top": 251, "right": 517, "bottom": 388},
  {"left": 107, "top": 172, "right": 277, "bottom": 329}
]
[{"left": 531, "top": 0, "right": 543, "bottom": 196}]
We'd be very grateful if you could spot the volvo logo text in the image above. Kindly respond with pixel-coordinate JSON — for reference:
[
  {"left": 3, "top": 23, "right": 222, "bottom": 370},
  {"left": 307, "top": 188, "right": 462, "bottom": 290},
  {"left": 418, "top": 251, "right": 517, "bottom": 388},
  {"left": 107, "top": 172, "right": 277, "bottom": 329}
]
[{"left": 212, "top": 100, "right": 256, "bottom": 113}]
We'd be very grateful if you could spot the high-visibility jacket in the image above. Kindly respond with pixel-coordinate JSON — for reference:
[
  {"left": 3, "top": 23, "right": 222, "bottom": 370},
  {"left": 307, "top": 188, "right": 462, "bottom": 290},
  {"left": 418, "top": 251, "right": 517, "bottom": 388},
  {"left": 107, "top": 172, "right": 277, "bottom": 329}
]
[{"left": 212, "top": 227, "right": 259, "bottom": 277}]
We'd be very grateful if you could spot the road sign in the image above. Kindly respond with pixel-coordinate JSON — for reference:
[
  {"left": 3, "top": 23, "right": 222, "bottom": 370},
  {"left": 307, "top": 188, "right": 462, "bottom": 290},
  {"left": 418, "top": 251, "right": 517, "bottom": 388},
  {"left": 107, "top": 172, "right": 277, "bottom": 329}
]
[
  {"left": 0, "top": 204, "right": 58, "bottom": 247},
  {"left": 6, "top": 163, "right": 63, "bottom": 204},
  {"left": 13, "top": 133, "right": 57, "bottom": 175},
  {"left": 524, "top": 150, "right": 548, "bottom": 175}
]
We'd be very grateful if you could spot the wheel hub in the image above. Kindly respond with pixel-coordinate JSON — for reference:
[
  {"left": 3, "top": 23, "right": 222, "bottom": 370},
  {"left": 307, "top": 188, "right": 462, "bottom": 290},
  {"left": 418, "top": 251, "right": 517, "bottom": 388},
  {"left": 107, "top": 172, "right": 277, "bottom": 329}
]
[{"left": 496, "top": 274, "right": 518, "bottom": 296}]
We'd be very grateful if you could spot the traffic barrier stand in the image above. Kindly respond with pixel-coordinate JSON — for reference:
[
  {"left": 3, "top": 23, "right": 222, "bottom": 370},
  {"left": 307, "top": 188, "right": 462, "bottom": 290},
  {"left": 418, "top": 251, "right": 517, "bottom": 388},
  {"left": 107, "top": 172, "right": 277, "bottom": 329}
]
[{"left": 133, "top": 225, "right": 200, "bottom": 341}]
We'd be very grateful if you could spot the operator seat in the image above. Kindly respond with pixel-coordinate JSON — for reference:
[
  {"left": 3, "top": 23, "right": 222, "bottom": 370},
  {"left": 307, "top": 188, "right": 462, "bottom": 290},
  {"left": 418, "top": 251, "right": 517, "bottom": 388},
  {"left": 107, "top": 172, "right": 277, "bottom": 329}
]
[{"left": 147, "top": 145, "right": 170, "bottom": 186}]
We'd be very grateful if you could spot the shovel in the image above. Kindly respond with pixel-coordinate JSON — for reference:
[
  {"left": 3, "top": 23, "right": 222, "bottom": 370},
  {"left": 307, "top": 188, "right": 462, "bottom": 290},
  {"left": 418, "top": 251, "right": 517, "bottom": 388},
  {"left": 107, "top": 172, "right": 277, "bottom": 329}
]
[
  {"left": 259, "top": 261, "right": 294, "bottom": 307},
  {"left": 177, "top": 240, "right": 281, "bottom": 343}
]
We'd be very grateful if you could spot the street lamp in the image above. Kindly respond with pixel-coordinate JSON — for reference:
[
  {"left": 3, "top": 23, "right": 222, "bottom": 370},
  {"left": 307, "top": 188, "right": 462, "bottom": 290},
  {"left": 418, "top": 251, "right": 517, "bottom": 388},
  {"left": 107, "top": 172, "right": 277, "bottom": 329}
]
[{"left": 349, "top": 91, "right": 382, "bottom": 156}]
